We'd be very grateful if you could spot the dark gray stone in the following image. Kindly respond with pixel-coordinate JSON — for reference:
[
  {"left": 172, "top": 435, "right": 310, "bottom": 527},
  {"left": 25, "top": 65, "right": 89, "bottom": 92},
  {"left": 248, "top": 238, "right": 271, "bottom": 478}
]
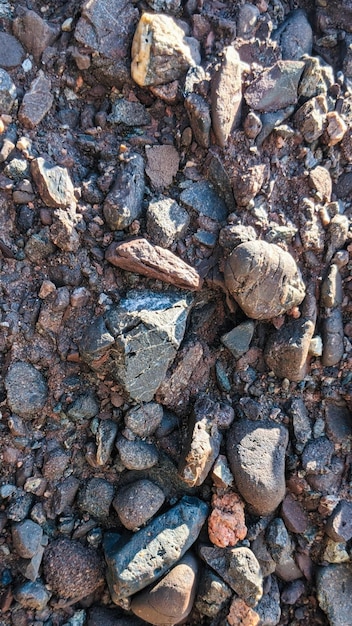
[
  {"left": 317, "top": 564, "right": 352, "bottom": 626},
  {"left": 12, "top": 519, "right": 43, "bottom": 558},
  {"left": 146, "top": 197, "right": 190, "bottom": 248},
  {"left": 125, "top": 403, "right": 163, "bottom": 438},
  {"left": 185, "top": 93, "right": 211, "bottom": 148},
  {"left": 79, "top": 317, "right": 115, "bottom": 369},
  {"left": 96, "top": 419, "right": 118, "bottom": 465},
  {"left": 5, "top": 361, "right": 47, "bottom": 418},
  {"left": 0, "top": 32, "right": 24, "bottom": 68},
  {"left": 255, "top": 575, "right": 281, "bottom": 625},
  {"left": 306, "top": 457, "right": 344, "bottom": 494},
  {"left": 67, "top": 393, "right": 99, "bottom": 420},
  {"left": 325, "top": 403, "right": 352, "bottom": 444},
  {"left": 288, "top": 398, "right": 312, "bottom": 453},
  {"left": 221, "top": 320, "right": 255, "bottom": 359},
  {"left": 281, "top": 579, "right": 305, "bottom": 605},
  {"left": 264, "top": 317, "right": 315, "bottom": 382},
  {"left": 302, "top": 436, "right": 334, "bottom": 475},
  {"left": 326, "top": 501, "right": 352, "bottom": 543},
  {"left": 272, "top": 10, "right": 313, "bottom": 60},
  {"left": 193, "top": 230, "right": 217, "bottom": 247},
  {"left": 105, "top": 496, "right": 208, "bottom": 601},
  {"left": 180, "top": 181, "right": 228, "bottom": 221},
  {"left": 14, "top": 580, "right": 51, "bottom": 610},
  {"left": 6, "top": 489, "right": 33, "bottom": 522},
  {"left": 0, "top": 68, "right": 17, "bottom": 113},
  {"left": 103, "top": 153, "right": 145, "bottom": 230},
  {"left": 42, "top": 447, "right": 70, "bottom": 480},
  {"left": 113, "top": 479, "right": 165, "bottom": 530},
  {"left": 116, "top": 437, "right": 159, "bottom": 470},
  {"left": 78, "top": 478, "right": 114, "bottom": 519},
  {"left": 194, "top": 568, "right": 232, "bottom": 618},
  {"left": 322, "top": 309, "right": 344, "bottom": 367},
  {"left": 108, "top": 99, "right": 150, "bottom": 126},
  {"left": 244, "top": 61, "right": 304, "bottom": 113}
]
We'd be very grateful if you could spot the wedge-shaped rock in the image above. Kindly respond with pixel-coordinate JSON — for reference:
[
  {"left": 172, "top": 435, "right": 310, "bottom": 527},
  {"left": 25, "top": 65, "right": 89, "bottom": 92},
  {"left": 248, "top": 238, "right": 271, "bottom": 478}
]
[
  {"left": 18, "top": 71, "right": 53, "bottom": 129},
  {"left": 31, "top": 158, "right": 75, "bottom": 208},
  {"left": 244, "top": 61, "right": 305, "bottom": 113}
]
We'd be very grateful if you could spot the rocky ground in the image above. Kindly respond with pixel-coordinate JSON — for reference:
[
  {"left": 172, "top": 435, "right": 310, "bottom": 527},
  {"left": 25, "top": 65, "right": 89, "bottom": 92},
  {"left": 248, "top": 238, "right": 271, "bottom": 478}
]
[{"left": 0, "top": 0, "right": 352, "bottom": 625}]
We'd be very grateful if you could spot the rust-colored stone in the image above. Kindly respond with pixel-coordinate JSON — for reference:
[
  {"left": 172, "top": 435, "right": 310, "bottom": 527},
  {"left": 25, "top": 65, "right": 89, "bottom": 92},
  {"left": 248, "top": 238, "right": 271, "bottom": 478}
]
[
  {"left": 208, "top": 491, "right": 247, "bottom": 548},
  {"left": 227, "top": 597, "right": 260, "bottom": 626}
]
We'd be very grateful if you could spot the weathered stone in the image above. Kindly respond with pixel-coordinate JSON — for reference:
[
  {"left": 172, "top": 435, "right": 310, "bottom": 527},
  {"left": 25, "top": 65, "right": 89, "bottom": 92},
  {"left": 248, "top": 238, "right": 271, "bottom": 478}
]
[
  {"left": 13, "top": 9, "right": 59, "bottom": 62},
  {"left": 42, "top": 447, "right": 70, "bottom": 481},
  {"left": 106, "top": 239, "right": 202, "bottom": 291},
  {"left": 105, "top": 496, "right": 208, "bottom": 601},
  {"left": 31, "top": 157, "right": 76, "bottom": 208},
  {"left": 103, "top": 153, "right": 145, "bottom": 230},
  {"left": 108, "top": 99, "right": 150, "bottom": 126},
  {"left": 78, "top": 478, "right": 114, "bottom": 519},
  {"left": 322, "top": 539, "right": 350, "bottom": 564},
  {"left": 255, "top": 575, "right": 281, "bottom": 626},
  {"left": 237, "top": 3, "right": 260, "bottom": 39},
  {"left": 288, "top": 398, "right": 312, "bottom": 452},
  {"left": 325, "top": 214, "right": 350, "bottom": 263},
  {"left": 294, "top": 95, "right": 327, "bottom": 144},
  {"left": 317, "top": 564, "right": 352, "bottom": 626},
  {"left": 224, "top": 241, "right": 305, "bottom": 320},
  {"left": 18, "top": 71, "right": 53, "bottom": 129},
  {"left": 0, "top": 68, "right": 17, "bottom": 113},
  {"left": 322, "top": 309, "right": 344, "bottom": 367},
  {"left": 211, "top": 46, "right": 242, "bottom": 147},
  {"left": 116, "top": 437, "right": 159, "bottom": 470},
  {"left": 125, "top": 403, "right": 163, "bottom": 437},
  {"left": 131, "top": 553, "right": 198, "bottom": 625},
  {"left": 14, "top": 581, "right": 51, "bottom": 610},
  {"left": 325, "top": 501, "right": 352, "bottom": 543},
  {"left": 221, "top": 320, "right": 255, "bottom": 359},
  {"left": 302, "top": 436, "right": 334, "bottom": 475},
  {"left": 145, "top": 145, "right": 179, "bottom": 190},
  {"left": 208, "top": 491, "right": 247, "bottom": 548},
  {"left": 244, "top": 61, "right": 305, "bottom": 112},
  {"left": 264, "top": 317, "right": 315, "bottom": 381},
  {"left": 113, "top": 479, "right": 165, "bottom": 531},
  {"left": 5, "top": 361, "right": 47, "bottom": 418},
  {"left": 131, "top": 13, "right": 200, "bottom": 87},
  {"left": 211, "top": 454, "right": 234, "bottom": 489},
  {"left": 146, "top": 0, "right": 181, "bottom": 13},
  {"left": 324, "top": 402, "right": 352, "bottom": 444},
  {"left": 96, "top": 419, "right": 118, "bottom": 466},
  {"left": 321, "top": 264, "right": 343, "bottom": 309},
  {"left": 146, "top": 197, "right": 190, "bottom": 248},
  {"left": 272, "top": 10, "right": 313, "bottom": 60},
  {"left": 298, "top": 55, "right": 330, "bottom": 99},
  {"left": 323, "top": 111, "right": 348, "bottom": 147},
  {"left": 50, "top": 207, "right": 80, "bottom": 252},
  {"left": 185, "top": 93, "right": 211, "bottom": 148},
  {"left": 227, "top": 419, "right": 288, "bottom": 516},
  {"left": 0, "top": 32, "right": 24, "bottom": 69},
  {"left": 195, "top": 569, "right": 232, "bottom": 618},
  {"left": 228, "top": 597, "right": 260, "bottom": 626},
  {"left": 67, "top": 393, "right": 99, "bottom": 420},
  {"left": 180, "top": 180, "right": 228, "bottom": 221},
  {"left": 12, "top": 520, "right": 43, "bottom": 559}
]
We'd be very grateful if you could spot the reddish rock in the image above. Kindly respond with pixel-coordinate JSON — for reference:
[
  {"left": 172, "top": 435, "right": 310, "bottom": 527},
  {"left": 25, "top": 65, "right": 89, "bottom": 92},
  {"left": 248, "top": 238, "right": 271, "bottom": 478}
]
[
  {"left": 227, "top": 597, "right": 260, "bottom": 626},
  {"left": 208, "top": 491, "right": 247, "bottom": 548},
  {"left": 308, "top": 166, "right": 332, "bottom": 203},
  {"left": 18, "top": 71, "right": 53, "bottom": 129},
  {"left": 13, "top": 9, "right": 59, "bottom": 63},
  {"left": 281, "top": 493, "right": 309, "bottom": 534}
]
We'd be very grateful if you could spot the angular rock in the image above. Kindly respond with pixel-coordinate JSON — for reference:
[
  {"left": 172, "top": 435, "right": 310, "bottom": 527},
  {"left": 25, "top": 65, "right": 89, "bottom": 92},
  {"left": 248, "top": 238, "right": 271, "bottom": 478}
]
[
  {"left": 281, "top": 494, "right": 308, "bottom": 534},
  {"left": 227, "top": 418, "right": 288, "bottom": 516},
  {"left": 13, "top": 9, "right": 59, "bottom": 63},
  {"left": 244, "top": 61, "right": 305, "bottom": 113},
  {"left": 302, "top": 436, "right": 334, "bottom": 475},
  {"left": 180, "top": 180, "right": 228, "bottom": 221},
  {"left": 131, "top": 552, "right": 198, "bottom": 625},
  {"left": 211, "top": 46, "right": 242, "bottom": 147},
  {"left": 50, "top": 207, "right": 80, "bottom": 252},
  {"left": 12, "top": 519, "right": 43, "bottom": 558},
  {"left": 255, "top": 575, "right": 281, "bottom": 626},
  {"left": 113, "top": 479, "right": 165, "bottom": 531},
  {"left": 227, "top": 597, "right": 260, "bottom": 626},
  {"left": 106, "top": 239, "right": 202, "bottom": 291},
  {"left": 146, "top": 197, "right": 190, "bottom": 248},
  {"left": 322, "top": 309, "right": 344, "bottom": 367},
  {"left": 195, "top": 568, "right": 232, "bottom": 618},
  {"left": 131, "top": 13, "right": 200, "bottom": 87},
  {"left": 325, "top": 402, "right": 352, "bottom": 444},
  {"left": 5, "top": 361, "right": 47, "bottom": 418},
  {"left": 324, "top": 111, "right": 347, "bottom": 147},
  {"left": 108, "top": 99, "right": 150, "bottom": 126},
  {"left": 96, "top": 419, "right": 118, "bottom": 466},
  {"left": 264, "top": 317, "right": 315, "bottom": 381},
  {"left": 221, "top": 320, "right": 255, "bottom": 359},
  {"left": 309, "top": 165, "right": 332, "bottom": 203},
  {"left": 294, "top": 95, "right": 327, "bottom": 144},
  {"left": 18, "top": 71, "right": 53, "bottom": 129},
  {"left": 325, "top": 214, "right": 350, "bottom": 263},
  {"left": 224, "top": 241, "right": 305, "bottom": 320},
  {"left": 105, "top": 496, "right": 208, "bottom": 601},
  {"left": 208, "top": 491, "right": 247, "bottom": 548},
  {"left": 272, "top": 10, "right": 313, "bottom": 60},
  {"left": 0, "top": 32, "right": 25, "bottom": 69},
  {"left": 103, "top": 153, "right": 145, "bottom": 230},
  {"left": 145, "top": 145, "right": 179, "bottom": 190},
  {"left": 317, "top": 564, "right": 352, "bottom": 626},
  {"left": 31, "top": 158, "right": 76, "bottom": 208},
  {"left": 125, "top": 403, "right": 163, "bottom": 438},
  {"left": 288, "top": 398, "right": 312, "bottom": 452},
  {"left": 14, "top": 580, "right": 51, "bottom": 611},
  {"left": 325, "top": 501, "right": 352, "bottom": 543},
  {"left": 185, "top": 93, "right": 211, "bottom": 148},
  {"left": 0, "top": 68, "right": 17, "bottom": 114},
  {"left": 116, "top": 437, "right": 159, "bottom": 470}
]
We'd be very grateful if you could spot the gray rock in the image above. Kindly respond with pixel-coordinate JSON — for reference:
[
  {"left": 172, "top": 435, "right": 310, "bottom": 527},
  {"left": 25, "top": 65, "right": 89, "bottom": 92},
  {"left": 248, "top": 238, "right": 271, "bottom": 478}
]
[
  {"left": 4, "top": 158, "right": 29, "bottom": 180},
  {"left": 12, "top": 519, "right": 43, "bottom": 558},
  {"left": 0, "top": 32, "right": 24, "bottom": 68},
  {"left": 22, "top": 544, "right": 45, "bottom": 582},
  {"left": 302, "top": 436, "right": 334, "bottom": 475},
  {"left": 272, "top": 10, "right": 313, "bottom": 60},
  {"left": 113, "top": 479, "right": 165, "bottom": 530},
  {"left": 321, "top": 264, "right": 343, "bottom": 309},
  {"left": 67, "top": 393, "right": 99, "bottom": 420},
  {"left": 78, "top": 478, "right": 114, "bottom": 519},
  {"left": 31, "top": 157, "right": 76, "bottom": 208},
  {"left": 116, "top": 437, "right": 159, "bottom": 470},
  {"left": 227, "top": 418, "right": 288, "bottom": 516},
  {"left": 306, "top": 456, "right": 344, "bottom": 495},
  {"left": 325, "top": 214, "right": 350, "bottom": 264},
  {"left": 264, "top": 317, "right": 315, "bottom": 382},
  {"left": 18, "top": 71, "right": 53, "bottom": 129},
  {"left": 146, "top": 0, "right": 181, "bottom": 13},
  {"left": 221, "top": 320, "right": 255, "bottom": 359},
  {"left": 52, "top": 477, "right": 80, "bottom": 516},
  {"left": 244, "top": 61, "right": 305, "bottom": 113},
  {"left": 326, "top": 501, "right": 352, "bottom": 543},
  {"left": 79, "top": 317, "right": 115, "bottom": 370},
  {"left": 256, "top": 105, "right": 295, "bottom": 146},
  {"left": 42, "top": 447, "right": 70, "bottom": 480},
  {"left": 211, "top": 46, "right": 242, "bottom": 147},
  {"left": 193, "top": 230, "right": 217, "bottom": 247},
  {"left": 195, "top": 568, "right": 232, "bottom": 617},
  {"left": 185, "top": 93, "right": 211, "bottom": 148},
  {"left": 108, "top": 99, "right": 151, "bottom": 126},
  {"left": 125, "top": 403, "right": 163, "bottom": 437},
  {"left": 146, "top": 196, "right": 190, "bottom": 248},
  {"left": 255, "top": 575, "right": 281, "bottom": 625},
  {"left": 281, "top": 579, "right": 305, "bottom": 605},
  {"left": 88, "top": 606, "right": 144, "bottom": 626},
  {"left": 13, "top": 9, "right": 59, "bottom": 63},
  {"left": 325, "top": 402, "right": 352, "bottom": 444},
  {"left": 0, "top": 68, "right": 17, "bottom": 113},
  {"left": 322, "top": 309, "right": 344, "bottom": 367},
  {"left": 5, "top": 361, "right": 47, "bottom": 418},
  {"left": 281, "top": 494, "right": 308, "bottom": 534},
  {"left": 103, "top": 153, "right": 144, "bottom": 231},
  {"left": 219, "top": 224, "right": 256, "bottom": 250},
  {"left": 6, "top": 489, "right": 33, "bottom": 522},
  {"left": 14, "top": 580, "right": 51, "bottom": 610},
  {"left": 180, "top": 180, "right": 228, "bottom": 221},
  {"left": 105, "top": 496, "right": 208, "bottom": 601},
  {"left": 317, "top": 564, "right": 352, "bottom": 626},
  {"left": 251, "top": 532, "right": 277, "bottom": 578},
  {"left": 24, "top": 227, "right": 55, "bottom": 263},
  {"left": 288, "top": 398, "right": 312, "bottom": 453},
  {"left": 237, "top": 3, "right": 260, "bottom": 39},
  {"left": 294, "top": 95, "right": 327, "bottom": 144},
  {"left": 96, "top": 419, "right": 118, "bottom": 465}
]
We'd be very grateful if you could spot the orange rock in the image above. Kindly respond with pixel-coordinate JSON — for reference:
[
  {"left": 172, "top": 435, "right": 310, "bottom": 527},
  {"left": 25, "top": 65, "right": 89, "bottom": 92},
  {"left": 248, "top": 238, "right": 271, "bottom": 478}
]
[
  {"left": 227, "top": 597, "right": 260, "bottom": 626},
  {"left": 208, "top": 491, "right": 247, "bottom": 548}
]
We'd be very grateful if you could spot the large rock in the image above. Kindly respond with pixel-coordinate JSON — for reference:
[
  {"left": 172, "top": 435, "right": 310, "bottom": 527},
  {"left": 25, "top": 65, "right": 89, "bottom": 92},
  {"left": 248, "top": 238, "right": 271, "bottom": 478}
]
[
  {"left": 211, "top": 46, "right": 242, "bottom": 147},
  {"left": 13, "top": 9, "right": 59, "bottom": 63},
  {"left": 317, "top": 564, "right": 352, "bottom": 626},
  {"left": 103, "top": 153, "right": 145, "bottom": 230},
  {"left": 105, "top": 496, "right": 208, "bottom": 602},
  {"left": 5, "top": 362, "right": 47, "bottom": 418},
  {"left": 272, "top": 10, "right": 313, "bottom": 60},
  {"left": 264, "top": 317, "right": 315, "bottom": 381},
  {"left": 0, "top": 32, "right": 24, "bottom": 69},
  {"left": 227, "top": 419, "right": 288, "bottom": 516}
]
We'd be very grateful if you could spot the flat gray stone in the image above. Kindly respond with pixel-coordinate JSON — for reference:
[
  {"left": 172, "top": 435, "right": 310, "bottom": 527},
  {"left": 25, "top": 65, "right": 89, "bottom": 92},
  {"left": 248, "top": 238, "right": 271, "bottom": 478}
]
[
  {"left": 221, "top": 320, "right": 255, "bottom": 359},
  {"left": 180, "top": 180, "right": 228, "bottom": 221},
  {"left": 147, "top": 197, "right": 190, "bottom": 248},
  {"left": 0, "top": 32, "right": 24, "bottom": 68},
  {"left": 108, "top": 98, "right": 150, "bottom": 126},
  {"left": 244, "top": 61, "right": 305, "bottom": 113},
  {"left": 5, "top": 361, "right": 47, "bottom": 418},
  {"left": 12, "top": 519, "right": 43, "bottom": 558},
  {"left": 317, "top": 564, "right": 352, "bottom": 626}
]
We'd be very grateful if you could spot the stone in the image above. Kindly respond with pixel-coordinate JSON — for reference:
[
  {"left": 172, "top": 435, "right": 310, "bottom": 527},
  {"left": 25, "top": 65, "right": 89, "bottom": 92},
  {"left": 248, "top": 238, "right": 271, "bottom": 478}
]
[
  {"left": 227, "top": 597, "right": 260, "bottom": 626},
  {"left": 281, "top": 494, "right": 308, "bottom": 534},
  {"left": 14, "top": 581, "right": 51, "bottom": 610},
  {"left": 185, "top": 93, "right": 211, "bottom": 148},
  {"left": 105, "top": 496, "right": 208, "bottom": 601},
  {"left": 106, "top": 239, "right": 202, "bottom": 291},
  {"left": 325, "top": 214, "right": 350, "bottom": 263},
  {"left": 255, "top": 576, "right": 281, "bottom": 626},
  {"left": 211, "top": 46, "right": 242, "bottom": 147},
  {"left": 78, "top": 478, "right": 114, "bottom": 519},
  {"left": 322, "top": 539, "right": 350, "bottom": 564},
  {"left": 131, "top": 13, "right": 200, "bottom": 87},
  {"left": 18, "top": 71, "right": 53, "bottom": 129},
  {"left": 227, "top": 419, "right": 288, "bottom": 516},
  {"left": 195, "top": 568, "right": 232, "bottom": 617},
  {"left": 309, "top": 165, "right": 332, "bottom": 203},
  {"left": 13, "top": 9, "right": 59, "bottom": 62},
  {"left": 237, "top": 4, "right": 260, "bottom": 39},
  {"left": 244, "top": 61, "right": 305, "bottom": 113},
  {"left": 0, "top": 32, "right": 24, "bottom": 69},
  {"left": 113, "top": 479, "right": 165, "bottom": 530},
  {"left": 211, "top": 454, "right": 234, "bottom": 489},
  {"left": 302, "top": 436, "right": 334, "bottom": 475},
  {"left": 322, "top": 309, "right": 344, "bottom": 367},
  {"left": 325, "top": 501, "right": 352, "bottom": 543},
  {"left": 317, "top": 564, "right": 352, "bottom": 626},
  {"left": 294, "top": 95, "right": 327, "bottom": 143},
  {"left": 146, "top": 0, "right": 181, "bottom": 12},
  {"left": 281, "top": 579, "right": 305, "bottom": 605},
  {"left": 31, "top": 158, "right": 76, "bottom": 208},
  {"left": 67, "top": 393, "right": 99, "bottom": 420},
  {"left": 298, "top": 55, "right": 330, "bottom": 99},
  {"left": 52, "top": 477, "right": 80, "bottom": 516},
  {"left": 264, "top": 317, "right": 315, "bottom": 382},
  {"left": 5, "top": 361, "right": 47, "bottom": 418},
  {"left": 221, "top": 320, "right": 255, "bottom": 359},
  {"left": 24, "top": 227, "right": 55, "bottom": 263},
  {"left": 225, "top": 241, "right": 305, "bottom": 320},
  {"left": 0, "top": 68, "right": 17, "bottom": 114},
  {"left": 42, "top": 447, "right": 70, "bottom": 480},
  {"left": 12, "top": 520, "right": 43, "bottom": 558},
  {"left": 116, "top": 437, "right": 159, "bottom": 470},
  {"left": 324, "top": 111, "right": 347, "bottom": 147},
  {"left": 125, "top": 403, "right": 163, "bottom": 438},
  {"left": 272, "top": 10, "right": 313, "bottom": 60},
  {"left": 44, "top": 539, "right": 104, "bottom": 599},
  {"left": 131, "top": 552, "right": 198, "bottom": 625},
  {"left": 146, "top": 197, "right": 190, "bottom": 248},
  {"left": 108, "top": 99, "right": 150, "bottom": 126},
  {"left": 178, "top": 408, "right": 221, "bottom": 487},
  {"left": 288, "top": 398, "right": 312, "bottom": 452},
  {"left": 325, "top": 403, "right": 352, "bottom": 444},
  {"left": 180, "top": 180, "right": 228, "bottom": 221},
  {"left": 96, "top": 419, "right": 118, "bottom": 465},
  {"left": 208, "top": 491, "right": 247, "bottom": 548},
  {"left": 145, "top": 145, "right": 179, "bottom": 190},
  {"left": 103, "top": 153, "right": 145, "bottom": 230},
  {"left": 50, "top": 207, "right": 80, "bottom": 252},
  {"left": 219, "top": 224, "right": 256, "bottom": 250},
  {"left": 321, "top": 264, "right": 343, "bottom": 309}
]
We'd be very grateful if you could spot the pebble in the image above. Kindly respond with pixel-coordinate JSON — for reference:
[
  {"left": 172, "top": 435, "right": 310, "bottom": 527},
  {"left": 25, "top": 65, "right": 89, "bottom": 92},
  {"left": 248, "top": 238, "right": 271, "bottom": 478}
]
[
  {"left": 105, "top": 496, "right": 208, "bottom": 601},
  {"left": 180, "top": 180, "right": 228, "bottom": 221},
  {"left": 42, "top": 447, "right": 69, "bottom": 480},
  {"left": 325, "top": 214, "right": 350, "bottom": 263},
  {"left": 324, "top": 402, "right": 352, "bottom": 444},
  {"left": 302, "top": 436, "right": 334, "bottom": 475},
  {"left": 208, "top": 491, "right": 247, "bottom": 548},
  {"left": 5, "top": 361, "right": 47, "bottom": 417},
  {"left": 108, "top": 99, "right": 150, "bottom": 126},
  {"left": 67, "top": 393, "right": 99, "bottom": 420},
  {"left": 31, "top": 157, "right": 76, "bottom": 208},
  {"left": 324, "top": 111, "right": 347, "bottom": 147},
  {"left": 264, "top": 317, "right": 315, "bottom": 381},
  {"left": 194, "top": 568, "right": 232, "bottom": 618},
  {"left": 288, "top": 398, "right": 312, "bottom": 452},
  {"left": 221, "top": 320, "right": 255, "bottom": 359},
  {"left": 117, "top": 437, "right": 159, "bottom": 470},
  {"left": 113, "top": 479, "right": 165, "bottom": 530},
  {"left": 317, "top": 564, "right": 352, "bottom": 626},
  {"left": 224, "top": 241, "right": 305, "bottom": 320},
  {"left": 227, "top": 418, "right": 288, "bottom": 516},
  {"left": 96, "top": 419, "right": 118, "bottom": 466},
  {"left": 185, "top": 93, "right": 211, "bottom": 148},
  {"left": 50, "top": 207, "right": 80, "bottom": 253},
  {"left": 131, "top": 552, "right": 198, "bottom": 625},
  {"left": 281, "top": 579, "right": 305, "bottom": 605},
  {"left": 18, "top": 71, "right": 53, "bottom": 129},
  {"left": 78, "top": 478, "right": 114, "bottom": 519},
  {"left": 145, "top": 145, "right": 179, "bottom": 190},
  {"left": 0, "top": 32, "right": 25, "bottom": 68},
  {"left": 0, "top": 69, "right": 17, "bottom": 114},
  {"left": 272, "top": 10, "right": 313, "bottom": 60},
  {"left": 12, "top": 519, "right": 43, "bottom": 558},
  {"left": 211, "top": 46, "right": 242, "bottom": 147},
  {"left": 321, "top": 264, "right": 343, "bottom": 309},
  {"left": 14, "top": 580, "right": 51, "bottom": 610},
  {"left": 125, "top": 403, "right": 163, "bottom": 437},
  {"left": 13, "top": 9, "right": 59, "bottom": 63},
  {"left": 281, "top": 494, "right": 308, "bottom": 534},
  {"left": 255, "top": 575, "right": 281, "bottom": 626},
  {"left": 178, "top": 407, "right": 222, "bottom": 487},
  {"left": 227, "top": 597, "right": 260, "bottom": 626},
  {"left": 294, "top": 95, "right": 327, "bottom": 144},
  {"left": 244, "top": 61, "right": 305, "bottom": 113},
  {"left": 103, "top": 153, "right": 145, "bottom": 230},
  {"left": 211, "top": 454, "right": 234, "bottom": 489},
  {"left": 322, "top": 309, "right": 344, "bottom": 367},
  {"left": 325, "top": 500, "right": 352, "bottom": 542},
  {"left": 146, "top": 197, "right": 190, "bottom": 248}
]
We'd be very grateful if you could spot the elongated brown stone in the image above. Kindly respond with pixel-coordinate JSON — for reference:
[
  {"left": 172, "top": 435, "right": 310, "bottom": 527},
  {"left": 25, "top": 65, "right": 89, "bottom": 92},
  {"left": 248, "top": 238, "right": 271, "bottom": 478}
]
[{"left": 106, "top": 238, "right": 202, "bottom": 291}]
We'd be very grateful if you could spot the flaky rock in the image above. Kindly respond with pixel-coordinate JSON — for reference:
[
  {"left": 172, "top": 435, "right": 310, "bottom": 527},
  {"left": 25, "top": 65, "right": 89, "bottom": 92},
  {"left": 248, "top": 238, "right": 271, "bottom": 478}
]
[{"left": 244, "top": 61, "right": 304, "bottom": 112}]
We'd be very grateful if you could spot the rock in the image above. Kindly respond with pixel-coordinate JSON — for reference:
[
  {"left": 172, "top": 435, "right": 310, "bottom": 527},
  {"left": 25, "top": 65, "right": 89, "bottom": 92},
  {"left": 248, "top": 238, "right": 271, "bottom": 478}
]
[
  {"left": 180, "top": 180, "right": 228, "bottom": 221},
  {"left": 321, "top": 264, "right": 343, "bottom": 309},
  {"left": 322, "top": 309, "right": 344, "bottom": 367},
  {"left": 103, "top": 153, "right": 145, "bottom": 230},
  {"left": 13, "top": 9, "right": 59, "bottom": 62},
  {"left": 96, "top": 419, "right": 118, "bottom": 466},
  {"left": 52, "top": 477, "right": 80, "bottom": 515},
  {"left": 145, "top": 145, "right": 179, "bottom": 190},
  {"left": 18, "top": 71, "right": 53, "bottom": 129},
  {"left": 108, "top": 99, "right": 150, "bottom": 126},
  {"left": 24, "top": 227, "right": 55, "bottom": 263},
  {"left": 113, "top": 479, "right": 165, "bottom": 530},
  {"left": 288, "top": 398, "right": 312, "bottom": 452},
  {"left": 219, "top": 224, "right": 256, "bottom": 250},
  {"left": 125, "top": 403, "right": 163, "bottom": 438},
  {"left": 208, "top": 491, "right": 247, "bottom": 548},
  {"left": 146, "top": 197, "right": 190, "bottom": 248},
  {"left": 227, "top": 418, "right": 288, "bottom": 516},
  {"left": 146, "top": 0, "right": 181, "bottom": 12},
  {"left": 302, "top": 436, "right": 334, "bottom": 475},
  {"left": 50, "top": 207, "right": 80, "bottom": 252},
  {"left": 211, "top": 454, "right": 234, "bottom": 489},
  {"left": 12, "top": 519, "right": 43, "bottom": 558},
  {"left": 306, "top": 457, "right": 344, "bottom": 494},
  {"left": 88, "top": 606, "right": 143, "bottom": 626},
  {"left": 106, "top": 239, "right": 202, "bottom": 291},
  {"left": 185, "top": 93, "right": 211, "bottom": 148},
  {"left": 5, "top": 361, "right": 47, "bottom": 418},
  {"left": 0, "top": 68, "right": 17, "bottom": 113},
  {"left": 281, "top": 494, "right": 308, "bottom": 534},
  {"left": 0, "top": 32, "right": 24, "bottom": 69},
  {"left": 131, "top": 13, "right": 200, "bottom": 87},
  {"left": 264, "top": 317, "right": 315, "bottom": 381},
  {"left": 294, "top": 95, "right": 327, "bottom": 144},
  {"left": 68, "top": 393, "right": 99, "bottom": 420},
  {"left": 116, "top": 437, "right": 159, "bottom": 470},
  {"left": 244, "top": 61, "right": 305, "bottom": 112},
  {"left": 298, "top": 55, "right": 330, "bottom": 99},
  {"left": 325, "top": 501, "right": 352, "bottom": 542},
  {"left": 42, "top": 447, "right": 70, "bottom": 481},
  {"left": 224, "top": 241, "right": 305, "bottom": 320},
  {"left": 317, "top": 564, "right": 352, "bottom": 626},
  {"left": 322, "top": 539, "right": 350, "bottom": 564},
  {"left": 75, "top": 0, "right": 138, "bottom": 87},
  {"left": 31, "top": 158, "right": 76, "bottom": 208},
  {"left": 221, "top": 320, "right": 255, "bottom": 359},
  {"left": 255, "top": 576, "right": 281, "bottom": 626},
  {"left": 211, "top": 46, "right": 242, "bottom": 147},
  {"left": 78, "top": 478, "right": 114, "bottom": 519},
  {"left": 272, "top": 10, "right": 313, "bottom": 60},
  {"left": 281, "top": 579, "right": 305, "bottom": 605},
  {"left": 325, "top": 214, "right": 350, "bottom": 263},
  {"left": 105, "top": 496, "right": 208, "bottom": 601},
  {"left": 43, "top": 539, "right": 104, "bottom": 599},
  {"left": 194, "top": 568, "right": 232, "bottom": 617},
  {"left": 227, "top": 597, "right": 260, "bottom": 626},
  {"left": 325, "top": 403, "right": 352, "bottom": 444},
  {"left": 324, "top": 111, "right": 347, "bottom": 147},
  {"left": 309, "top": 165, "right": 332, "bottom": 203},
  {"left": 130, "top": 552, "right": 198, "bottom": 625},
  {"left": 14, "top": 580, "right": 51, "bottom": 610},
  {"left": 237, "top": 3, "right": 260, "bottom": 39}
]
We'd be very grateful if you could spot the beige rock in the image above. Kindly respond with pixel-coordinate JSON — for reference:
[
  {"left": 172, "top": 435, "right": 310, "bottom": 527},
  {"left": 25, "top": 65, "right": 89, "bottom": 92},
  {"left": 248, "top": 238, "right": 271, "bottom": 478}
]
[
  {"left": 323, "top": 111, "right": 347, "bottom": 146},
  {"left": 294, "top": 95, "right": 327, "bottom": 143},
  {"left": 31, "top": 157, "right": 76, "bottom": 208},
  {"left": 211, "top": 46, "right": 242, "bottom": 147},
  {"left": 145, "top": 145, "right": 179, "bottom": 189}
]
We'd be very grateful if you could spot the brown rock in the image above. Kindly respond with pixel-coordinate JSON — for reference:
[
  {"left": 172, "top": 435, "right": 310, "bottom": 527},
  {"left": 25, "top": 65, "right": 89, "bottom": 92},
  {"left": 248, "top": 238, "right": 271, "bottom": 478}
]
[
  {"left": 308, "top": 165, "right": 332, "bottom": 203},
  {"left": 31, "top": 158, "right": 76, "bottom": 208},
  {"left": 323, "top": 111, "right": 348, "bottom": 146},
  {"left": 244, "top": 61, "right": 305, "bottom": 112},
  {"left": 264, "top": 317, "right": 315, "bottom": 381},
  {"left": 145, "top": 145, "right": 179, "bottom": 189},
  {"left": 113, "top": 479, "right": 165, "bottom": 531},
  {"left": 13, "top": 9, "right": 59, "bottom": 63},
  {"left": 18, "top": 71, "right": 53, "bottom": 129},
  {"left": 43, "top": 539, "right": 103, "bottom": 599},
  {"left": 105, "top": 238, "right": 202, "bottom": 291},
  {"left": 227, "top": 597, "right": 260, "bottom": 626},
  {"left": 208, "top": 491, "right": 247, "bottom": 548},
  {"left": 211, "top": 46, "right": 242, "bottom": 147},
  {"left": 293, "top": 95, "right": 327, "bottom": 143},
  {"left": 281, "top": 494, "right": 308, "bottom": 534}
]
